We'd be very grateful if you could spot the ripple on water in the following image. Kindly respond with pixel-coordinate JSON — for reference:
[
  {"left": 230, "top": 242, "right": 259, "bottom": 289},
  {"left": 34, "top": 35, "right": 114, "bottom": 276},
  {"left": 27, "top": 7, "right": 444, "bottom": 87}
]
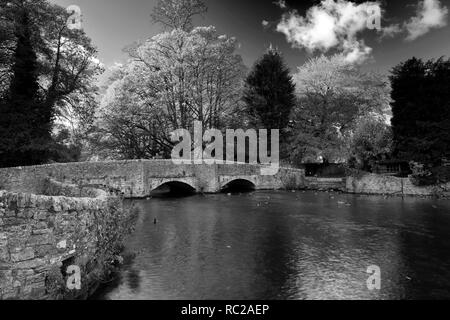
[{"left": 92, "top": 191, "right": 450, "bottom": 300}]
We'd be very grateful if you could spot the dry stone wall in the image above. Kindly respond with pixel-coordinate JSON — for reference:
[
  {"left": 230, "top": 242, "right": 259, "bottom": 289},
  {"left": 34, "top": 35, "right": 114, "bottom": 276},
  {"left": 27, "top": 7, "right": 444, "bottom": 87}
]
[
  {"left": 0, "top": 161, "right": 146, "bottom": 198},
  {"left": 346, "top": 174, "right": 450, "bottom": 197},
  {"left": 0, "top": 180, "right": 127, "bottom": 300}
]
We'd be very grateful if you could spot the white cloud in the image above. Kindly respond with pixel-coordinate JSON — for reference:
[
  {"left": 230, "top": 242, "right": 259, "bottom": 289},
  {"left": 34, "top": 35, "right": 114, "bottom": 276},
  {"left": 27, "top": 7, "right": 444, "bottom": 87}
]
[
  {"left": 262, "top": 20, "right": 269, "bottom": 27},
  {"left": 276, "top": 0, "right": 382, "bottom": 64},
  {"left": 405, "top": 0, "right": 448, "bottom": 41},
  {"left": 380, "top": 24, "right": 403, "bottom": 39},
  {"left": 342, "top": 39, "right": 372, "bottom": 63}
]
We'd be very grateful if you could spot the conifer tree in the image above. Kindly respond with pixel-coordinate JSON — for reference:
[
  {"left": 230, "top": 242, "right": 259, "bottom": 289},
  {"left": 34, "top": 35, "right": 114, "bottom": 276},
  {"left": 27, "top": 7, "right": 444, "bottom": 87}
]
[
  {"left": 244, "top": 48, "right": 295, "bottom": 131},
  {"left": 0, "top": 9, "right": 52, "bottom": 167},
  {"left": 390, "top": 57, "right": 450, "bottom": 167}
]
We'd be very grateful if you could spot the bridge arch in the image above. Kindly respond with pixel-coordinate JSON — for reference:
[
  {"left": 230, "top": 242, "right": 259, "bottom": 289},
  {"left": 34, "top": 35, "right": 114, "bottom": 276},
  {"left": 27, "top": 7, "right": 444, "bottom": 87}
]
[
  {"left": 221, "top": 178, "right": 256, "bottom": 193},
  {"left": 150, "top": 179, "right": 197, "bottom": 197}
]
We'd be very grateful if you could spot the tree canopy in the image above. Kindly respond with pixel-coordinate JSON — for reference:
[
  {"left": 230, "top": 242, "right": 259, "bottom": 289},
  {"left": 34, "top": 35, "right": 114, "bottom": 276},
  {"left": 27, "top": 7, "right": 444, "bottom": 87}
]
[
  {"left": 390, "top": 57, "right": 450, "bottom": 167},
  {"left": 0, "top": 0, "right": 103, "bottom": 166},
  {"left": 151, "top": 0, "right": 207, "bottom": 31},
  {"left": 244, "top": 48, "right": 296, "bottom": 131},
  {"left": 0, "top": 7, "right": 50, "bottom": 166},
  {"left": 349, "top": 117, "right": 393, "bottom": 170},
  {"left": 290, "top": 54, "right": 391, "bottom": 164},
  {"left": 93, "top": 26, "right": 245, "bottom": 159}
]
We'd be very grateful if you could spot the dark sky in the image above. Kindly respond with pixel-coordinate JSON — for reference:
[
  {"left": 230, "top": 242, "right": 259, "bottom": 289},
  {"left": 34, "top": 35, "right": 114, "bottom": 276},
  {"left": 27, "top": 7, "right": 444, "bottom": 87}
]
[{"left": 50, "top": 0, "right": 450, "bottom": 74}]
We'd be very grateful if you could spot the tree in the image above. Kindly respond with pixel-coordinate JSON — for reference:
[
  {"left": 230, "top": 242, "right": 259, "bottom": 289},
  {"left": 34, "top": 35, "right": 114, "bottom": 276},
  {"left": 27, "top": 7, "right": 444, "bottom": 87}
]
[
  {"left": 0, "top": 8, "right": 51, "bottom": 166},
  {"left": 349, "top": 117, "right": 393, "bottom": 170},
  {"left": 0, "top": 6, "right": 13, "bottom": 98},
  {"left": 290, "top": 54, "right": 391, "bottom": 164},
  {"left": 0, "top": 0, "right": 103, "bottom": 166},
  {"left": 243, "top": 48, "right": 296, "bottom": 137},
  {"left": 390, "top": 57, "right": 450, "bottom": 167},
  {"left": 151, "top": 0, "right": 207, "bottom": 31},
  {"left": 93, "top": 26, "right": 245, "bottom": 159},
  {"left": 1, "top": 0, "right": 103, "bottom": 109},
  {"left": 51, "top": 126, "right": 82, "bottom": 163}
]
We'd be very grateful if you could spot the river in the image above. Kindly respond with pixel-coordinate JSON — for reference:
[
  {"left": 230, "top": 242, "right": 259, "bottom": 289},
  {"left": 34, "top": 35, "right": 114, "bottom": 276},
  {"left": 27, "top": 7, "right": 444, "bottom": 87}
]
[{"left": 92, "top": 191, "right": 450, "bottom": 300}]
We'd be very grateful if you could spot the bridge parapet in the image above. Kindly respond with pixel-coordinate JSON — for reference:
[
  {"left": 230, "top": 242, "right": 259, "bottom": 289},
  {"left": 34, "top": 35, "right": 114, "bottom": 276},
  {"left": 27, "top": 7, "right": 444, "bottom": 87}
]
[{"left": 0, "top": 160, "right": 306, "bottom": 197}]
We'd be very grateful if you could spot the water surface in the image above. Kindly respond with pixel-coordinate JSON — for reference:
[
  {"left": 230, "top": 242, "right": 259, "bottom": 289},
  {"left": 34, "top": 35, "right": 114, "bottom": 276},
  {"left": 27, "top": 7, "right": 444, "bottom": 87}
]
[{"left": 93, "top": 191, "right": 450, "bottom": 300}]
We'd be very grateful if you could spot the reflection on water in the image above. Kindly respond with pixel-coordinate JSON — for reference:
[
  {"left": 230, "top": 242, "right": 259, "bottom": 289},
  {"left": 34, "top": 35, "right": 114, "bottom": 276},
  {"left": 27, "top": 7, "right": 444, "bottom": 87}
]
[{"left": 92, "top": 191, "right": 450, "bottom": 300}]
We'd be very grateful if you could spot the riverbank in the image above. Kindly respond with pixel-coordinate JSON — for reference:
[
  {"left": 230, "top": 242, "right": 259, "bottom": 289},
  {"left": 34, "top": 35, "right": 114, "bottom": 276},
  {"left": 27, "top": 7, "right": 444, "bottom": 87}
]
[
  {"left": 303, "top": 174, "right": 450, "bottom": 199},
  {"left": 346, "top": 174, "right": 450, "bottom": 198}
]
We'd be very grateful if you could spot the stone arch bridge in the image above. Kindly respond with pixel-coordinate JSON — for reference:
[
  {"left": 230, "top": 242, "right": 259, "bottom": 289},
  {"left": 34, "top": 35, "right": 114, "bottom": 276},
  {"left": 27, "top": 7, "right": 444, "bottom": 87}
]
[{"left": 0, "top": 160, "right": 305, "bottom": 198}]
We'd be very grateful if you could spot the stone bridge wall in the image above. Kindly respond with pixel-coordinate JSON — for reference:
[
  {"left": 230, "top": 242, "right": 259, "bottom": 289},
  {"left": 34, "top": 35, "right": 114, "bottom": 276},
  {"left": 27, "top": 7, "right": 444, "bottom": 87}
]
[
  {"left": 0, "top": 161, "right": 145, "bottom": 198},
  {"left": 0, "top": 182, "right": 127, "bottom": 300},
  {"left": 0, "top": 161, "right": 306, "bottom": 197},
  {"left": 217, "top": 165, "right": 306, "bottom": 190}
]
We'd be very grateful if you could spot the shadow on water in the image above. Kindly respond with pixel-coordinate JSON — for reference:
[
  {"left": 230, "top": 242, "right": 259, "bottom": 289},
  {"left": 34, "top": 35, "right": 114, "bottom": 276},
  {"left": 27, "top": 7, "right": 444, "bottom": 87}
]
[
  {"left": 221, "top": 179, "right": 256, "bottom": 194},
  {"left": 150, "top": 182, "right": 197, "bottom": 198}
]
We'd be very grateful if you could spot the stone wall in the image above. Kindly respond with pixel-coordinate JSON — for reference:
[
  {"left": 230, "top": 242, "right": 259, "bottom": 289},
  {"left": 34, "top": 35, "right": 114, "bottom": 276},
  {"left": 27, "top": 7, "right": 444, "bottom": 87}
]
[
  {"left": 304, "top": 177, "right": 346, "bottom": 191},
  {"left": 0, "top": 161, "right": 146, "bottom": 198},
  {"left": 271, "top": 167, "right": 306, "bottom": 190},
  {"left": 0, "top": 183, "right": 127, "bottom": 300},
  {"left": 42, "top": 178, "right": 109, "bottom": 199},
  {"left": 217, "top": 164, "right": 306, "bottom": 190},
  {"left": 346, "top": 174, "right": 450, "bottom": 197},
  {"left": 0, "top": 161, "right": 306, "bottom": 196}
]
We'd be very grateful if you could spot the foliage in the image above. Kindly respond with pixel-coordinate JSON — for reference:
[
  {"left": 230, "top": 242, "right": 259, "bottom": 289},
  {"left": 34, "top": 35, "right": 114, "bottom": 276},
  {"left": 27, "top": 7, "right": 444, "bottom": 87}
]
[
  {"left": 289, "top": 54, "right": 391, "bottom": 164},
  {"left": 349, "top": 117, "right": 393, "bottom": 170},
  {"left": 0, "top": 0, "right": 102, "bottom": 167},
  {"left": 409, "top": 161, "right": 437, "bottom": 186},
  {"left": 243, "top": 48, "right": 296, "bottom": 160},
  {"left": 50, "top": 127, "right": 82, "bottom": 163},
  {"left": 0, "top": 8, "right": 51, "bottom": 166},
  {"left": 243, "top": 48, "right": 296, "bottom": 130},
  {"left": 151, "top": 0, "right": 207, "bottom": 31},
  {"left": 390, "top": 57, "right": 450, "bottom": 168},
  {"left": 93, "top": 26, "right": 246, "bottom": 159}
]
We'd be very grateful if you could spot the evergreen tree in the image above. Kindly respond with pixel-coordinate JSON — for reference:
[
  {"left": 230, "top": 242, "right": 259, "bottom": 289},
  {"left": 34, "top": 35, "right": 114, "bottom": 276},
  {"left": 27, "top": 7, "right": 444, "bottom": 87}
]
[
  {"left": 0, "top": 0, "right": 103, "bottom": 167},
  {"left": 0, "top": 9, "right": 52, "bottom": 167},
  {"left": 390, "top": 57, "right": 450, "bottom": 167},
  {"left": 244, "top": 48, "right": 296, "bottom": 132}
]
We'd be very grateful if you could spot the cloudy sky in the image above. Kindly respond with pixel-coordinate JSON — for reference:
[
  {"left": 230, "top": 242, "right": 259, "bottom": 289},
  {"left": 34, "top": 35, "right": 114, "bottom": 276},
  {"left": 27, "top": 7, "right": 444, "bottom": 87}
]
[{"left": 50, "top": 0, "right": 450, "bottom": 73}]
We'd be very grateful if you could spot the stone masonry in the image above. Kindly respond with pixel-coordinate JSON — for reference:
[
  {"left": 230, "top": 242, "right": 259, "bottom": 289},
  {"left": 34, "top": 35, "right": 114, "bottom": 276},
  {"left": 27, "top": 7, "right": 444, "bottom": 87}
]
[
  {"left": 0, "top": 160, "right": 307, "bottom": 197},
  {"left": 0, "top": 178, "right": 126, "bottom": 300}
]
